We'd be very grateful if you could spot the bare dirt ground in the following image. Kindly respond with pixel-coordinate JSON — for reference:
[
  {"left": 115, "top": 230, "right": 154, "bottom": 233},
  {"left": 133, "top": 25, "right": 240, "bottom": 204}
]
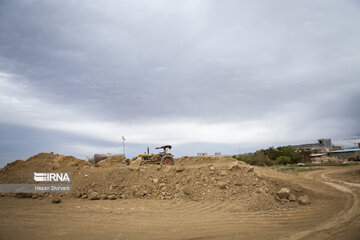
[{"left": 0, "top": 154, "right": 359, "bottom": 239}]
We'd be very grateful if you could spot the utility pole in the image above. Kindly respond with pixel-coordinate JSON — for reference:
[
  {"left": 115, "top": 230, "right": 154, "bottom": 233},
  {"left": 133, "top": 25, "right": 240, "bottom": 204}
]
[{"left": 122, "top": 136, "right": 126, "bottom": 158}]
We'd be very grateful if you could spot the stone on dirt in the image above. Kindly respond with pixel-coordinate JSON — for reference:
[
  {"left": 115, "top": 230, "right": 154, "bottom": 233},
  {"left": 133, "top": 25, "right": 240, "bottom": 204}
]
[
  {"left": 88, "top": 192, "right": 100, "bottom": 200},
  {"left": 16, "top": 193, "right": 32, "bottom": 198},
  {"left": 218, "top": 181, "right": 227, "bottom": 189},
  {"left": 51, "top": 198, "right": 61, "bottom": 204},
  {"left": 298, "top": 195, "right": 310, "bottom": 205},
  {"left": 220, "top": 170, "right": 228, "bottom": 176},
  {"left": 277, "top": 188, "right": 290, "bottom": 199},
  {"left": 246, "top": 166, "right": 254, "bottom": 173},
  {"left": 289, "top": 194, "right": 296, "bottom": 202},
  {"left": 228, "top": 163, "right": 240, "bottom": 171},
  {"left": 107, "top": 195, "right": 117, "bottom": 200},
  {"left": 75, "top": 193, "right": 82, "bottom": 198}
]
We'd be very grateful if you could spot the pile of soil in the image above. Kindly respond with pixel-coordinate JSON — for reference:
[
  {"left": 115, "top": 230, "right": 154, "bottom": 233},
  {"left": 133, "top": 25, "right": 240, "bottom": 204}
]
[
  {"left": 0, "top": 153, "right": 91, "bottom": 184},
  {"left": 0, "top": 153, "right": 311, "bottom": 210},
  {"left": 96, "top": 154, "right": 126, "bottom": 167},
  {"left": 176, "top": 156, "right": 236, "bottom": 167}
]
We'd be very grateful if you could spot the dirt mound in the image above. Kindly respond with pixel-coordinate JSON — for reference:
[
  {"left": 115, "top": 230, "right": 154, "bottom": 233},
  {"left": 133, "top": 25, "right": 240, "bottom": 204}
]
[
  {"left": 97, "top": 155, "right": 126, "bottom": 167},
  {"left": 0, "top": 153, "right": 311, "bottom": 210},
  {"left": 176, "top": 156, "right": 237, "bottom": 167},
  {"left": 0, "top": 152, "right": 91, "bottom": 184}
]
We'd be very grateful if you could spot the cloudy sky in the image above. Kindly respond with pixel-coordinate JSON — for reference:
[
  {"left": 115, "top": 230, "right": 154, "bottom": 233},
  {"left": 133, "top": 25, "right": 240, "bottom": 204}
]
[{"left": 0, "top": 0, "right": 359, "bottom": 166}]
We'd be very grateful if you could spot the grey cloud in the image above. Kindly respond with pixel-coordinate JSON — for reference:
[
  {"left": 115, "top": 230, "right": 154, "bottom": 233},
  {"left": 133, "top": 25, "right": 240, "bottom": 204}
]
[{"left": 0, "top": 1, "right": 359, "bottom": 162}]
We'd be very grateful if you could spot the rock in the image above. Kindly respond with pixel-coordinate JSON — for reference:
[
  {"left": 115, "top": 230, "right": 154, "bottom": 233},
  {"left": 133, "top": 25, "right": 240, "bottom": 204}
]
[
  {"left": 100, "top": 194, "right": 107, "bottom": 200},
  {"left": 75, "top": 193, "right": 82, "bottom": 198},
  {"left": 228, "top": 163, "right": 240, "bottom": 170},
  {"left": 135, "top": 191, "right": 143, "bottom": 198},
  {"left": 81, "top": 194, "right": 87, "bottom": 199},
  {"left": 152, "top": 178, "right": 159, "bottom": 184},
  {"left": 157, "top": 165, "right": 162, "bottom": 170},
  {"left": 209, "top": 166, "right": 215, "bottom": 171},
  {"left": 277, "top": 188, "right": 290, "bottom": 199},
  {"left": 246, "top": 166, "right": 254, "bottom": 173},
  {"left": 16, "top": 193, "right": 32, "bottom": 198},
  {"left": 109, "top": 184, "right": 117, "bottom": 190},
  {"left": 176, "top": 166, "right": 184, "bottom": 172},
  {"left": 289, "top": 194, "right": 296, "bottom": 202},
  {"left": 88, "top": 192, "right": 100, "bottom": 200},
  {"left": 218, "top": 181, "right": 227, "bottom": 189},
  {"left": 51, "top": 198, "right": 61, "bottom": 204},
  {"left": 107, "top": 195, "right": 117, "bottom": 200},
  {"left": 219, "top": 170, "right": 227, "bottom": 176},
  {"left": 298, "top": 195, "right": 311, "bottom": 205}
]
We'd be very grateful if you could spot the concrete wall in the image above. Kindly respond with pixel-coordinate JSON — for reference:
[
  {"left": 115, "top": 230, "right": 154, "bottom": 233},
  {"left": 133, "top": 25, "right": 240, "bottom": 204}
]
[
  {"left": 328, "top": 151, "right": 360, "bottom": 161},
  {"left": 294, "top": 138, "right": 332, "bottom": 151}
]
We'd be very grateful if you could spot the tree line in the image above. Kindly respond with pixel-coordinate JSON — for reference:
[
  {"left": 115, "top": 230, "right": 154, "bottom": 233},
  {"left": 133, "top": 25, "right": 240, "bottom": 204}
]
[{"left": 233, "top": 145, "right": 311, "bottom": 166}]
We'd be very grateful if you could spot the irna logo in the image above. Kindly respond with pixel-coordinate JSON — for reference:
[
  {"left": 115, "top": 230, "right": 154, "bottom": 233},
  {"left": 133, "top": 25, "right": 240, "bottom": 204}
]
[{"left": 34, "top": 172, "right": 71, "bottom": 182}]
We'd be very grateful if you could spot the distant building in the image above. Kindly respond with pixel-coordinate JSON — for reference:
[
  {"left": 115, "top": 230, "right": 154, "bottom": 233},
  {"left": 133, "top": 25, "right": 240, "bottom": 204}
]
[
  {"left": 311, "top": 148, "right": 360, "bottom": 164},
  {"left": 293, "top": 139, "right": 341, "bottom": 153},
  {"left": 328, "top": 149, "right": 360, "bottom": 161},
  {"left": 293, "top": 138, "right": 331, "bottom": 151}
]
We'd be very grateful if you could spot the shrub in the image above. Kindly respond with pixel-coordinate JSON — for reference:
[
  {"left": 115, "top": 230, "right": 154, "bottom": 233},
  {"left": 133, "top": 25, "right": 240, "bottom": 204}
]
[
  {"left": 234, "top": 152, "right": 275, "bottom": 166},
  {"left": 234, "top": 154, "right": 252, "bottom": 165},
  {"left": 252, "top": 151, "right": 274, "bottom": 166},
  {"left": 276, "top": 156, "right": 291, "bottom": 165}
]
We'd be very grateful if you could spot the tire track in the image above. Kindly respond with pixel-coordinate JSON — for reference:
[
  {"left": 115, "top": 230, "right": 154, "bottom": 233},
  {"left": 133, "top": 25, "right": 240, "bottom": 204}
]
[{"left": 281, "top": 169, "right": 360, "bottom": 240}]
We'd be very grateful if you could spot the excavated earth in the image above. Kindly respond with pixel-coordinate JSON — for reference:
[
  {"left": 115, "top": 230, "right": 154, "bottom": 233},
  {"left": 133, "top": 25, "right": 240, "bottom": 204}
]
[{"left": 0, "top": 153, "right": 360, "bottom": 240}]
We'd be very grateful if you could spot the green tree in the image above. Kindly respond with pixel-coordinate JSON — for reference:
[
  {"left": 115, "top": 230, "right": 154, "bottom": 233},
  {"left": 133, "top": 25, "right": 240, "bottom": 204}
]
[
  {"left": 251, "top": 151, "right": 274, "bottom": 166},
  {"left": 263, "top": 146, "right": 279, "bottom": 160},
  {"left": 276, "top": 156, "right": 291, "bottom": 165}
]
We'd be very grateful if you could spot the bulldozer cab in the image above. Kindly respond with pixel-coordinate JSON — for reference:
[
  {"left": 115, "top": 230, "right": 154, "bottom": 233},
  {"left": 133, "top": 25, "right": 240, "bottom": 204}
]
[{"left": 155, "top": 145, "right": 172, "bottom": 153}]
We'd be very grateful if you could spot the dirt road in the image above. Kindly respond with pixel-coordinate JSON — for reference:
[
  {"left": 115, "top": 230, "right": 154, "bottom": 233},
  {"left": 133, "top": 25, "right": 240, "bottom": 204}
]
[{"left": 0, "top": 166, "right": 359, "bottom": 240}]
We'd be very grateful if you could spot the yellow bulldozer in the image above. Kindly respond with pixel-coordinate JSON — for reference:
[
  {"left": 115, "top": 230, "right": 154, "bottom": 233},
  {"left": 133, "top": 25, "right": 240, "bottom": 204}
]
[{"left": 125, "top": 145, "right": 175, "bottom": 165}]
